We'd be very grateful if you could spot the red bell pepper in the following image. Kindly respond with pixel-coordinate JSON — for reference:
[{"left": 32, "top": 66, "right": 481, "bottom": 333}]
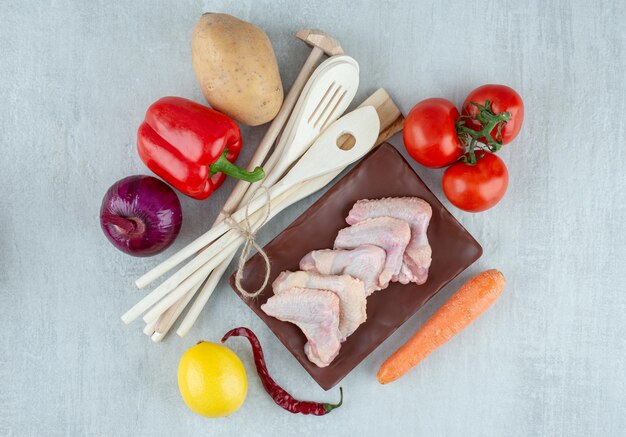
[{"left": 137, "top": 96, "right": 264, "bottom": 200}]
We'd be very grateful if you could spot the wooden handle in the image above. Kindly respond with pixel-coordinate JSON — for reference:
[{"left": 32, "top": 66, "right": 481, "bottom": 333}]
[{"left": 150, "top": 278, "right": 204, "bottom": 342}]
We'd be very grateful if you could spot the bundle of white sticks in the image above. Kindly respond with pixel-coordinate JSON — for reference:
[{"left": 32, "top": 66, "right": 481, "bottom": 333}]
[{"left": 121, "top": 86, "right": 403, "bottom": 341}]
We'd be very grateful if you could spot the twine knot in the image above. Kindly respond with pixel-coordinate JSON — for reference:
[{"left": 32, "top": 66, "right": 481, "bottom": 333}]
[{"left": 225, "top": 186, "right": 272, "bottom": 299}]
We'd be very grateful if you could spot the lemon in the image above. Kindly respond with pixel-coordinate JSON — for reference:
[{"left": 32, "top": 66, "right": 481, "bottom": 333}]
[{"left": 177, "top": 341, "right": 247, "bottom": 417}]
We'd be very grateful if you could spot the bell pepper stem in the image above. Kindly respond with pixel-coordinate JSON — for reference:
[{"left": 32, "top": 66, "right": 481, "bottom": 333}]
[{"left": 210, "top": 150, "right": 265, "bottom": 183}]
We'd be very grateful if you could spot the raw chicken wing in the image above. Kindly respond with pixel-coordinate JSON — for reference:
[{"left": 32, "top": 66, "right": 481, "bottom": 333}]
[
  {"left": 273, "top": 271, "right": 367, "bottom": 340},
  {"left": 346, "top": 197, "right": 432, "bottom": 284},
  {"left": 261, "top": 287, "right": 341, "bottom": 367},
  {"left": 299, "top": 245, "right": 386, "bottom": 295},
  {"left": 334, "top": 217, "right": 410, "bottom": 288}
]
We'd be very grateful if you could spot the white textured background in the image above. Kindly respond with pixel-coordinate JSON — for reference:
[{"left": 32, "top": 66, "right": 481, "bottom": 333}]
[{"left": 1, "top": 1, "right": 625, "bottom": 436}]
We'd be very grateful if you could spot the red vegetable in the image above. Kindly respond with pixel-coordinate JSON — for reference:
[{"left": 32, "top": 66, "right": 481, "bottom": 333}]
[
  {"left": 221, "top": 327, "right": 343, "bottom": 416},
  {"left": 442, "top": 151, "right": 509, "bottom": 212},
  {"left": 459, "top": 84, "right": 524, "bottom": 148},
  {"left": 100, "top": 175, "right": 182, "bottom": 256},
  {"left": 402, "top": 98, "right": 464, "bottom": 168},
  {"left": 137, "top": 96, "right": 264, "bottom": 200}
]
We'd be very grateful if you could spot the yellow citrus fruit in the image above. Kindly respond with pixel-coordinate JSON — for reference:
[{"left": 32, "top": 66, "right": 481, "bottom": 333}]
[{"left": 177, "top": 341, "right": 247, "bottom": 417}]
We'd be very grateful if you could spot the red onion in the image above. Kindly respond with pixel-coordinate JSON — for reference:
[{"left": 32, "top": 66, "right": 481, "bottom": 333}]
[{"left": 100, "top": 175, "right": 182, "bottom": 256}]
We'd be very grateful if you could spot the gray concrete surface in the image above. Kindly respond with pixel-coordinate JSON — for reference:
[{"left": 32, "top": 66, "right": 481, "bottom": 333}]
[{"left": 1, "top": 1, "right": 625, "bottom": 436}]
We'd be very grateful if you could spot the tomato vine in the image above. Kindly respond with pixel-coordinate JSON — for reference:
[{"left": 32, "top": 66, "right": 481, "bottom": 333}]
[{"left": 456, "top": 100, "right": 511, "bottom": 164}]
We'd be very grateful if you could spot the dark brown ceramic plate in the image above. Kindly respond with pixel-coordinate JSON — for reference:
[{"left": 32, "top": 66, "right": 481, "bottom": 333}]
[{"left": 229, "top": 143, "right": 482, "bottom": 390}]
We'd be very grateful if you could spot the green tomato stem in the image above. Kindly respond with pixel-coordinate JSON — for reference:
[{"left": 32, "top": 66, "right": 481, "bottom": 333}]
[{"left": 456, "top": 100, "right": 511, "bottom": 160}]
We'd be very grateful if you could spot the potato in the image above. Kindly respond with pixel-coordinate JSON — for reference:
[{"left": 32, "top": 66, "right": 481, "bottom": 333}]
[{"left": 191, "top": 13, "right": 284, "bottom": 126}]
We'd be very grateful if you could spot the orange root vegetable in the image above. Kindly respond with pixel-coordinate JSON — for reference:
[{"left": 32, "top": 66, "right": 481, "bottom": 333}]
[{"left": 377, "top": 269, "right": 505, "bottom": 384}]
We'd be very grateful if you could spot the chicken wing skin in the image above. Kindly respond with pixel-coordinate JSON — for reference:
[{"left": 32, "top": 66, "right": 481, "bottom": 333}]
[
  {"left": 334, "top": 217, "right": 411, "bottom": 288},
  {"left": 299, "top": 245, "right": 386, "bottom": 295},
  {"left": 261, "top": 287, "right": 341, "bottom": 367},
  {"left": 346, "top": 197, "right": 432, "bottom": 284},
  {"left": 273, "top": 271, "right": 367, "bottom": 341}
]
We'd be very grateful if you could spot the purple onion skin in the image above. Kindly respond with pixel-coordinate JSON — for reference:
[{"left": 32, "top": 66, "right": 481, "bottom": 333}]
[{"left": 100, "top": 175, "right": 182, "bottom": 257}]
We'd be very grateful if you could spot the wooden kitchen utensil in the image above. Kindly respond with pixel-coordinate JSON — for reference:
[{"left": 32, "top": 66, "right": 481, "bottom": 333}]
[{"left": 259, "top": 56, "right": 359, "bottom": 186}]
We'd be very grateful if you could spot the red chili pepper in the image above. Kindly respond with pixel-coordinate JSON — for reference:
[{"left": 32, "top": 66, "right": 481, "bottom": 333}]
[
  {"left": 137, "top": 96, "right": 264, "bottom": 200},
  {"left": 221, "top": 327, "right": 343, "bottom": 415}
]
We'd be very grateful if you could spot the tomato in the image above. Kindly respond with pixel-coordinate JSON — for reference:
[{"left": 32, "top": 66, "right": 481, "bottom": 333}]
[
  {"left": 462, "top": 84, "right": 524, "bottom": 145},
  {"left": 442, "top": 152, "right": 509, "bottom": 212},
  {"left": 403, "top": 98, "right": 464, "bottom": 168}
]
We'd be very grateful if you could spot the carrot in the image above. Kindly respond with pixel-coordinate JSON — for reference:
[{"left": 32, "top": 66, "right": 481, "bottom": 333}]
[{"left": 377, "top": 269, "right": 505, "bottom": 384}]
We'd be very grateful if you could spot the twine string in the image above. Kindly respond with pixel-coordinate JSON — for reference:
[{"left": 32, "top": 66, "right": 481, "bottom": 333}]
[{"left": 224, "top": 185, "right": 272, "bottom": 298}]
